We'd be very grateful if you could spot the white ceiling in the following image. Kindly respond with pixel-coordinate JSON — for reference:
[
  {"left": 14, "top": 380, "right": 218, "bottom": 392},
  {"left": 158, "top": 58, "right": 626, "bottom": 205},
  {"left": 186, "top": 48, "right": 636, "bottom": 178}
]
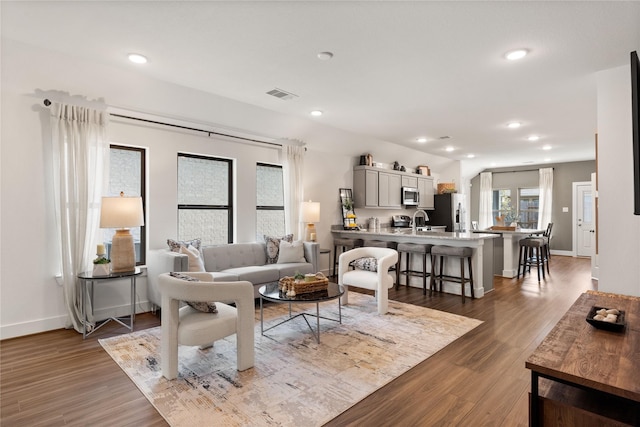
[{"left": 3, "top": 1, "right": 640, "bottom": 170}]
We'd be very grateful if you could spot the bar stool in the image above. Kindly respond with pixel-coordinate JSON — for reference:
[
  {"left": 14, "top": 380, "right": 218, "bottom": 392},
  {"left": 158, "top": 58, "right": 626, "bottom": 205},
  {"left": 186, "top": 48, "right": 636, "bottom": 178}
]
[
  {"left": 396, "top": 243, "right": 433, "bottom": 295},
  {"left": 332, "top": 237, "right": 363, "bottom": 277},
  {"left": 517, "top": 237, "right": 546, "bottom": 282},
  {"left": 430, "top": 245, "right": 474, "bottom": 303},
  {"left": 363, "top": 240, "right": 399, "bottom": 285}
]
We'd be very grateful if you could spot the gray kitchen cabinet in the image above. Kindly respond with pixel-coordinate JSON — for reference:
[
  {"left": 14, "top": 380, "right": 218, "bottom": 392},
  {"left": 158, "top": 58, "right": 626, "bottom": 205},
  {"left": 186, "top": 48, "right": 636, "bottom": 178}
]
[
  {"left": 378, "top": 171, "right": 402, "bottom": 208},
  {"left": 418, "top": 176, "right": 435, "bottom": 210},
  {"left": 401, "top": 176, "right": 418, "bottom": 188},
  {"left": 353, "top": 168, "right": 379, "bottom": 208},
  {"left": 354, "top": 166, "right": 425, "bottom": 209}
]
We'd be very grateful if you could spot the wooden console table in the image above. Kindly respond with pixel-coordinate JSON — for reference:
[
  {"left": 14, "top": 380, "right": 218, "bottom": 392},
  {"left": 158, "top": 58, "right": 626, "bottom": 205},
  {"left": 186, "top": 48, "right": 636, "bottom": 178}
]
[{"left": 526, "top": 292, "right": 640, "bottom": 426}]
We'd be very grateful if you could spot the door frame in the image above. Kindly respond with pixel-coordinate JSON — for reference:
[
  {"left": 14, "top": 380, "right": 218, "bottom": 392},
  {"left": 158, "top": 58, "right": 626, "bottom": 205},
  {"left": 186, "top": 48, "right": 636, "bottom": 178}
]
[{"left": 572, "top": 181, "right": 592, "bottom": 258}]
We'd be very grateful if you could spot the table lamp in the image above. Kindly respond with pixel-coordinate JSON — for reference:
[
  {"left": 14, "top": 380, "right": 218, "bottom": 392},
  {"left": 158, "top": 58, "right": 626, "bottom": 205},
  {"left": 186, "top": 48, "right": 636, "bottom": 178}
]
[
  {"left": 100, "top": 192, "right": 144, "bottom": 273},
  {"left": 301, "top": 201, "right": 320, "bottom": 242}
]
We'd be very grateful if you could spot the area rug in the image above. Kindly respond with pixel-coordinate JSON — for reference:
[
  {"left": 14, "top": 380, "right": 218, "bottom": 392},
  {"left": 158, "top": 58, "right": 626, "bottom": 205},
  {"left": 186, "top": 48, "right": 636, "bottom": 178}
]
[{"left": 99, "top": 293, "right": 482, "bottom": 426}]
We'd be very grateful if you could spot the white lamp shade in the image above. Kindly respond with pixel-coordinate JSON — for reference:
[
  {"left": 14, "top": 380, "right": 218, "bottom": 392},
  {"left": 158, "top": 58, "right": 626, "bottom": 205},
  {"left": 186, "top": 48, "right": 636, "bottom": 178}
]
[
  {"left": 301, "top": 201, "right": 320, "bottom": 223},
  {"left": 100, "top": 195, "right": 144, "bottom": 228}
]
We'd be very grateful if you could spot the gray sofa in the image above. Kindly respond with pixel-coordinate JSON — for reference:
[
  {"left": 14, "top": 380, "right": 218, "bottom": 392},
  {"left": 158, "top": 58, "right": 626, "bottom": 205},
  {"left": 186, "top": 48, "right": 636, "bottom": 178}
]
[{"left": 147, "top": 241, "right": 319, "bottom": 308}]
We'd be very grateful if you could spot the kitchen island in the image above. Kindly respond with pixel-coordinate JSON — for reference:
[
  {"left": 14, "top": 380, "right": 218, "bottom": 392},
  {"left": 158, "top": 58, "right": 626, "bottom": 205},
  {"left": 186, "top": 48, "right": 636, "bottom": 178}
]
[
  {"left": 332, "top": 228, "right": 498, "bottom": 298},
  {"left": 472, "top": 228, "right": 544, "bottom": 278}
]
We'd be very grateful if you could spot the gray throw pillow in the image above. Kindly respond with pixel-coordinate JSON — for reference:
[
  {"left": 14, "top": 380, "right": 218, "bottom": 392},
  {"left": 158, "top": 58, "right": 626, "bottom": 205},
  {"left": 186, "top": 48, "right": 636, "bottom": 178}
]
[
  {"left": 349, "top": 257, "right": 378, "bottom": 272},
  {"left": 169, "top": 272, "right": 218, "bottom": 313},
  {"left": 263, "top": 234, "right": 293, "bottom": 264}
]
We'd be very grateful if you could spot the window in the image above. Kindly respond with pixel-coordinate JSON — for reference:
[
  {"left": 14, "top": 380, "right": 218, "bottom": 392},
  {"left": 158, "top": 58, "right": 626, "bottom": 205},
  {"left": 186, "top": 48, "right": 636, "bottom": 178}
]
[
  {"left": 256, "top": 163, "right": 285, "bottom": 238},
  {"left": 518, "top": 188, "right": 540, "bottom": 229},
  {"left": 492, "top": 189, "right": 512, "bottom": 224},
  {"left": 177, "top": 153, "right": 232, "bottom": 245},
  {"left": 105, "top": 145, "right": 146, "bottom": 265}
]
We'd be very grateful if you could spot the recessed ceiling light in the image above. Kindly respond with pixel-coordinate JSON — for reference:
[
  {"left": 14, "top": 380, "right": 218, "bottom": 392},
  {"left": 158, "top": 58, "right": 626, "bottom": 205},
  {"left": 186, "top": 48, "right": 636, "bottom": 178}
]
[
  {"left": 310, "top": 110, "right": 323, "bottom": 117},
  {"left": 542, "top": 145, "right": 552, "bottom": 150},
  {"left": 128, "top": 53, "right": 148, "bottom": 64},
  {"left": 445, "top": 146, "right": 455, "bottom": 152},
  {"left": 317, "top": 51, "right": 334, "bottom": 60},
  {"left": 544, "top": 158, "right": 551, "bottom": 162},
  {"left": 467, "top": 154, "right": 475, "bottom": 159},
  {"left": 505, "top": 49, "right": 528, "bottom": 61},
  {"left": 491, "top": 162, "right": 497, "bottom": 167},
  {"left": 417, "top": 137, "right": 427, "bottom": 143},
  {"left": 528, "top": 135, "right": 540, "bottom": 141},
  {"left": 507, "top": 122, "right": 521, "bottom": 129}
]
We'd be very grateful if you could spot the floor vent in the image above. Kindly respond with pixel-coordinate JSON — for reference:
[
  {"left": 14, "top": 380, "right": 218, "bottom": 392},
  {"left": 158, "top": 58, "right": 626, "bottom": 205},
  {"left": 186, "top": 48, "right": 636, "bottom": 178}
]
[{"left": 266, "top": 88, "right": 298, "bottom": 100}]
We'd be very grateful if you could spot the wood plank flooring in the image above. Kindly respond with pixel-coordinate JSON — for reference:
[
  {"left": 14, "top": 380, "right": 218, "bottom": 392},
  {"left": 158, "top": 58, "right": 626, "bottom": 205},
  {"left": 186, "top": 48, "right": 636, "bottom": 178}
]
[{"left": 1, "top": 256, "right": 595, "bottom": 426}]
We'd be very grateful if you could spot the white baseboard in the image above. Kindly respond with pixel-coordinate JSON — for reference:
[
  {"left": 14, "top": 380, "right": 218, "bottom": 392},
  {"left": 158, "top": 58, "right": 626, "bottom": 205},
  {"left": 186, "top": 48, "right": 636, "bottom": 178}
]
[
  {"left": 550, "top": 250, "right": 574, "bottom": 257},
  {"left": 0, "top": 301, "right": 153, "bottom": 340}
]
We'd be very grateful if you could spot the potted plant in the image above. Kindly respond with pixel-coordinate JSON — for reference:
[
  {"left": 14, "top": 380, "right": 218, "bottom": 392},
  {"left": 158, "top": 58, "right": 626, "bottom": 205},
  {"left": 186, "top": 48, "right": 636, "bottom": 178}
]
[{"left": 93, "top": 255, "right": 111, "bottom": 276}]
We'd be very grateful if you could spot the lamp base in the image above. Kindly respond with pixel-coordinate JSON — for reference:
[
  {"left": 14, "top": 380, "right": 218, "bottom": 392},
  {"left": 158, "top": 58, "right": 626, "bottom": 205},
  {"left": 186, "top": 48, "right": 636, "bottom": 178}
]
[
  {"left": 110, "top": 229, "right": 136, "bottom": 272},
  {"left": 305, "top": 223, "right": 317, "bottom": 242}
]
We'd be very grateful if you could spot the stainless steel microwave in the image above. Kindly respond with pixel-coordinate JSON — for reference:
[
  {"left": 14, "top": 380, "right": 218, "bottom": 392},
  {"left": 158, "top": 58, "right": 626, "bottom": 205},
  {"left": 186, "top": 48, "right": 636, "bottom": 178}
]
[{"left": 402, "top": 186, "right": 419, "bottom": 206}]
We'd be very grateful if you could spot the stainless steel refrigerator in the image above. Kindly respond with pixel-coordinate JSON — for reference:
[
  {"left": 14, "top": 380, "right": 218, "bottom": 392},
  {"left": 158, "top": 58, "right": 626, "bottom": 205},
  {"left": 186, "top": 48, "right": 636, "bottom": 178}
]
[{"left": 429, "top": 193, "right": 466, "bottom": 232}]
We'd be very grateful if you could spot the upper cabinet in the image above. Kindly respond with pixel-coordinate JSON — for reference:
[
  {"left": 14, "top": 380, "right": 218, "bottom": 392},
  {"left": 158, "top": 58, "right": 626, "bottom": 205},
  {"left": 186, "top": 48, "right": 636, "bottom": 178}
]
[
  {"left": 378, "top": 171, "right": 402, "bottom": 208},
  {"left": 353, "top": 166, "right": 433, "bottom": 210},
  {"left": 417, "top": 177, "right": 435, "bottom": 209},
  {"left": 401, "top": 176, "right": 418, "bottom": 188},
  {"left": 353, "top": 168, "right": 379, "bottom": 208}
]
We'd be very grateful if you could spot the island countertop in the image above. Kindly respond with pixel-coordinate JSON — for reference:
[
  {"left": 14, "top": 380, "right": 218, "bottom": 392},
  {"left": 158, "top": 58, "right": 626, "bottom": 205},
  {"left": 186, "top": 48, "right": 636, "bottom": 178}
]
[
  {"left": 331, "top": 227, "right": 498, "bottom": 297},
  {"left": 332, "top": 227, "right": 499, "bottom": 242}
]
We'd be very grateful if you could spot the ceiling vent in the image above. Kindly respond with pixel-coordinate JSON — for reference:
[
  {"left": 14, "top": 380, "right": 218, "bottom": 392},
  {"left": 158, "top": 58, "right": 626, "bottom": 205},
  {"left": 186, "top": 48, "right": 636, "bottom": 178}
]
[{"left": 266, "top": 88, "right": 298, "bottom": 101}]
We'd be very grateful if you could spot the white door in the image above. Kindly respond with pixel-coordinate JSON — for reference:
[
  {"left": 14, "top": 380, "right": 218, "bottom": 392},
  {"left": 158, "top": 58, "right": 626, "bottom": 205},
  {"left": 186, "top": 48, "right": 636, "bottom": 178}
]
[{"left": 576, "top": 183, "right": 594, "bottom": 257}]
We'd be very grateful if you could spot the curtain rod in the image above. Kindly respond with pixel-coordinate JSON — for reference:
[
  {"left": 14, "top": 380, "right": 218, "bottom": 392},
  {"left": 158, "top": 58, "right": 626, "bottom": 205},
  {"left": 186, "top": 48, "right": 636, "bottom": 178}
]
[
  {"left": 43, "top": 98, "right": 283, "bottom": 148},
  {"left": 490, "top": 167, "right": 554, "bottom": 174}
]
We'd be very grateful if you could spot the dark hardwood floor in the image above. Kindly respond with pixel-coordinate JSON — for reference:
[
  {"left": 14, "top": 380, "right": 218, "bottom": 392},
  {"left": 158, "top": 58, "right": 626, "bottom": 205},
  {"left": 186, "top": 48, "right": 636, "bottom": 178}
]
[{"left": 1, "top": 256, "right": 595, "bottom": 426}]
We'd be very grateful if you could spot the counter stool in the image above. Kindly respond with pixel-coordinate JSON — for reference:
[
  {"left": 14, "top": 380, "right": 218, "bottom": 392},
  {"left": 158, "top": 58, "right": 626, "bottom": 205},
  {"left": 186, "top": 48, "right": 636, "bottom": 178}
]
[
  {"left": 397, "top": 243, "right": 433, "bottom": 295},
  {"left": 332, "top": 237, "right": 363, "bottom": 277},
  {"left": 517, "top": 237, "right": 546, "bottom": 282},
  {"left": 430, "top": 245, "right": 474, "bottom": 303},
  {"left": 363, "top": 240, "right": 399, "bottom": 285}
]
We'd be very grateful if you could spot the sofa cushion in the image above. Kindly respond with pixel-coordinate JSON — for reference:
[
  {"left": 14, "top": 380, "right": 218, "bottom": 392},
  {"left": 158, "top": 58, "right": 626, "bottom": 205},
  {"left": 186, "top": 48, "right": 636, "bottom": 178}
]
[
  {"left": 209, "top": 271, "right": 240, "bottom": 282},
  {"left": 179, "top": 245, "right": 205, "bottom": 272},
  {"left": 202, "top": 243, "right": 267, "bottom": 272},
  {"left": 223, "top": 266, "right": 280, "bottom": 284},
  {"left": 264, "top": 234, "right": 293, "bottom": 264},
  {"left": 272, "top": 262, "right": 314, "bottom": 278},
  {"left": 277, "top": 240, "right": 306, "bottom": 264}
]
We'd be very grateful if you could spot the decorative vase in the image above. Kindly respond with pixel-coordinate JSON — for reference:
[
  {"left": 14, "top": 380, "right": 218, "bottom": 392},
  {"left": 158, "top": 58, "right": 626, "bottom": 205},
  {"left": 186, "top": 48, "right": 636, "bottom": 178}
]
[{"left": 93, "top": 263, "right": 110, "bottom": 276}]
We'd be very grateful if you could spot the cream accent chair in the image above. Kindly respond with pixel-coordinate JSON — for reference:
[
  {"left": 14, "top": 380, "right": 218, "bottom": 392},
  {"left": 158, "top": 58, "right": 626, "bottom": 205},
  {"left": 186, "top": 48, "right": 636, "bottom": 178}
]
[
  {"left": 158, "top": 272, "right": 255, "bottom": 380},
  {"left": 338, "top": 247, "right": 399, "bottom": 315}
]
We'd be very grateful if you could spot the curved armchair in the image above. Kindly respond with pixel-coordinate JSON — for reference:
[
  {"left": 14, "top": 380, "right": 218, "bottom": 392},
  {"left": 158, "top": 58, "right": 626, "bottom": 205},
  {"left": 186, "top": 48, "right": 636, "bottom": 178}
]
[
  {"left": 338, "top": 247, "right": 398, "bottom": 314},
  {"left": 157, "top": 272, "right": 255, "bottom": 380}
]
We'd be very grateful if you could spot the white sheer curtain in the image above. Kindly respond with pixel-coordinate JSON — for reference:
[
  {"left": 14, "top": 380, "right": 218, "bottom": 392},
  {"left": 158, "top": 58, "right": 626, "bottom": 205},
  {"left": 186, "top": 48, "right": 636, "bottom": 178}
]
[
  {"left": 50, "top": 102, "right": 110, "bottom": 332},
  {"left": 281, "top": 143, "right": 305, "bottom": 239},
  {"left": 479, "top": 172, "right": 493, "bottom": 229},
  {"left": 538, "top": 167, "right": 554, "bottom": 230}
]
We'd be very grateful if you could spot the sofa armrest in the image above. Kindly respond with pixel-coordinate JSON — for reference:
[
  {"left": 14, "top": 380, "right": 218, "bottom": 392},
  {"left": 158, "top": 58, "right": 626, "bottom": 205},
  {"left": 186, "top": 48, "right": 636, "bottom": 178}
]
[
  {"left": 303, "top": 242, "right": 320, "bottom": 273},
  {"left": 147, "top": 249, "right": 189, "bottom": 308}
]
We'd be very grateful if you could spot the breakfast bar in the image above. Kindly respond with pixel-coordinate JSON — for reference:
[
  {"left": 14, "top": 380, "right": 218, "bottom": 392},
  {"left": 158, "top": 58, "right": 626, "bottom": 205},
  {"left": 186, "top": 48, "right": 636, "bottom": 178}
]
[
  {"left": 472, "top": 228, "right": 544, "bottom": 278},
  {"left": 332, "top": 228, "right": 498, "bottom": 298}
]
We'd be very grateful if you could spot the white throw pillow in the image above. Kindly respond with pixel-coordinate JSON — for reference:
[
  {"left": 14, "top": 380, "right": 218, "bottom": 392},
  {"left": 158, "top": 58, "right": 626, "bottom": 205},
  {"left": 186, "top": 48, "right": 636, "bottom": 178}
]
[
  {"left": 180, "top": 244, "right": 205, "bottom": 272},
  {"left": 277, "top": 240, "right": 306, "bottom": 264}
]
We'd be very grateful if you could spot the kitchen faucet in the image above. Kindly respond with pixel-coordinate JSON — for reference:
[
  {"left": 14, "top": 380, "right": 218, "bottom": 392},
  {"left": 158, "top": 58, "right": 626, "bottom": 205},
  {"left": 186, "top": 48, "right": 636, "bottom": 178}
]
[{"left": 412, "top": 209, "right": 429, "bottom": 233}]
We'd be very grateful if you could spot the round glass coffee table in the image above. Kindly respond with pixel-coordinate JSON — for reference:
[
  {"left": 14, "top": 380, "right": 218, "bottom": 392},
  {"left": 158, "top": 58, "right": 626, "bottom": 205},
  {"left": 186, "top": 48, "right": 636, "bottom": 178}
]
[{"left": 259, "top": 281, "right": 344, "bottom": 343}]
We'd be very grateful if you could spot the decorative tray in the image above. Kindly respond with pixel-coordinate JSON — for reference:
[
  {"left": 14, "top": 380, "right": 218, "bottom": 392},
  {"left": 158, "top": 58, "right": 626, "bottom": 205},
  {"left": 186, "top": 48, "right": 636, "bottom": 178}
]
[
  {"left": 279, "top": 275, "right": 329, "bottom": 294},
  {"left": 490, "top": 226, "right": 516, "bottom": 231},
  {"left": 585, "top": 306, "right": 626, "bottom": 332}
]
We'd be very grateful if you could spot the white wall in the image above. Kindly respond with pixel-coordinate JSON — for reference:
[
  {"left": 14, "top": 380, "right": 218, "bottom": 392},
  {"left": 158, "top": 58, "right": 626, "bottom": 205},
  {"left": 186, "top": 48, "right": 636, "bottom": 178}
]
[
  {"left": 0, "top": 40, "right": 454, "bottom": 338},
  {"left": 596, "top": 64, "right": 640, "bottom": 296}
]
